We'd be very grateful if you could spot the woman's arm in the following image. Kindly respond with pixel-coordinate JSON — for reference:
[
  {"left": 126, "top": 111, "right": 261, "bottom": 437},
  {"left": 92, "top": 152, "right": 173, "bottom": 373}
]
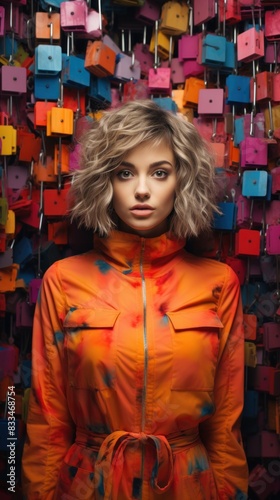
[
  {"left": 199, "top": 266, "right": 249, "bottom": 499},
  {"left": 21, "top": 262, "right": 75, "bottom": 499}
]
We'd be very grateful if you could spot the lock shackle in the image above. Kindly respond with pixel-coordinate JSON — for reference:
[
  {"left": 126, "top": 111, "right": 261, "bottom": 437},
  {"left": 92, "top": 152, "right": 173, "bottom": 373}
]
[
  {"left": 153, "top": 20, "right": 159, "bottom": 71},
  {"left": 268, "top": 100, "right": 274, "bottom": 139},
  {"left": 57, "top": 137, "right": 62, "bottom": 193},
  {"left": 143, "top": 25, "right": 147, "bottom": 45},
  {"left": 168, "top": 36, "right": 173, "bottom": 67},
  {"left": 67, "top": 32, "right": 75, "bottom": 56},
  {"left": 189, "top": 5, "right": 193, "bottom": 37}
]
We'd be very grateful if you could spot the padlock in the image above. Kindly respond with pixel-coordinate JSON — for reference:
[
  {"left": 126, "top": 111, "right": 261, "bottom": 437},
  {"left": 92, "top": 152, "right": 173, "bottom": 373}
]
[
  {"left": 260, "top": 254, "right": 277, "bottom": 283},
  {"left": 33, "top": 156, "right": 57, "bottom": 184},
  {"left": 168, "top": 58, "right": 184, "bottom": 85},
  {"left": 152, "top": 97, "right": 177, "bottom": 113},
  {"left": 263, "top": 322, "right": 280, "bottom": 350},
  {"left": 235, "top": 229, "right": 261, "bottom": 256},
  {"left": 46, "top": 107, "right": 74, "bottom": 136},
  {"left": 35, "top": 11, "right": 61, "bottom": 43},
  {"left": 256, "top": 290, "right": 279, "bottom": 318},
  {"left": 266, "top": 200, "right": 280, "bottom": 225},
  {"left": 247, "top": 430, "right": 280, "bottom": 458},
  {"left": 5, "top": 210, "right": 15, "bottom": 238},
  {"left": 243, "top": 112, "right": 265, "bottom": 138},
  {"left": 43, "top": 186, "right": 70, "bottom": 217},
  {"left": 160, "top": 1, "right": 189, "bottom": 36},
  {"left": 265, "top": 225, "right": 280, "bottom": 255},
  {"left": 0, "top": 125, "right": 17, "bottom": 155},
  {"left": 218, "top": 0, "right": 241, "bottom": 24},
  {"left": 0, "top": 248, "right": 13, "bottom": 268},
  {"left": 114, "top": 53, "right": 141, "bottom": 82},
  {"left": 79, "top": 8, "right": 105, "bottom": 39},
  {"left": 265, "top": 9, "right": 280, "bottom": 41},
  {"left": 237, "top": 27, "right": 264, "bottom": 62},
  {"left": 15, "top": 301, "right": 34, "bottom": 328},
  {"left": 7, "top": 164, "right": 29, "bottom": 190},
  {"left": 20, "top": 200, "right": 40, "bottom": 230},
  {"left": 243, "top": 390, "right": 259, "bottom": 419},
  {"left": 226, "top": 75, "right": 251, "bottom": 104},
  {"left": 35, "top": 45, "right": 62, "bottom": 75},
  {"left": 0, "top": 6, "right": 4, "bottom": 37},
  {"left": 269, "top": 369, "right": 280, "bottom": 397},
  {"left": 242, "top": 171, "right": 268, "bottom": 197},
  {"left": 17, "top": 130, "right": 42, "bottom": 162},
  {"left": 135, "top": 0, "right": 160, "bottom": 24},
  {"left": 123, "top": 79, "right": 150, "bottom": 103},
  {"left": 0, "top": 66, "right": 27, "bottom": 94},
  {"left": 149, "top": 29, "right": 174, "bottom": 60},
  {"left": 148, "top": 67, "right": 172, "bottom": 94},
  {"left": 63, "top": 87, "right": 86, "bottom": 115},
  {"left": 183, "top": 77, "right": 205, "bottom": 107},
  {"left": 34, "top": 75, "right": 60, "bottom": 101},
  {"left": 85, "top": 40, "right": 116, "bottom": 77},
  {"left": 62, "top": 54, "right": 90, "bottom": 88},
  {"left": 133, "top": 43, "right": 154, "bottom": 77},
  {"left": 245, "top": 341, "right": 257, "bottom": 367},
  {"left": 240, "top": 137, "right": 268, "bottom": 167},
  {"left": 0, "top": 197, "right": 8, "bottom": 226},
  {"left": 0, "top": 264, "right": 19, "bottom": 293},
  {"left": 193, "top": 0, "right": 215, "bottom": 26},
  {"left": 54, "top": 142, "right": 70, "bottom": 175},
  {"left": 202, "top": 34, "right": 227, "bottom": 67},
  {"left": 13, "top": 236, "right": 33, "bottom": 266},
  {"left": 273, "top": 72, "right": 280, "bottom": 101},
  {"left": 209, "top": 142, "right": 226, "bottom": 168},
  {"left": 29, "top": 278, "right": 42, "bottom": 305},
  {"left": 178, "top": 33, "right": 200, "bottom": 61},
  {"left": 60, "top": 0, "right": 87, "bottom": 31},
  {"left": 225, "top": 256, "right": 246, "bottom": 285},
  {"left": 48, "top": 220, "right": 69, "bottom": 245},
  {"left": 250, "top": 71, "right": 274, "bottom": 102},
  {"left": 243, "top": 313, "right": 257, "bottom": 340},
  {"left": 213, "top": 201, "right": 236, "bottom": 230},
  {"left": 271, "top": 166, "right": 280, "bottom": 194},
  {"left": 228, "top": 139, "right": 240, "bottom": 168},
  {"left": 197, "top": 88, "right": 224, "bottom": 115}
]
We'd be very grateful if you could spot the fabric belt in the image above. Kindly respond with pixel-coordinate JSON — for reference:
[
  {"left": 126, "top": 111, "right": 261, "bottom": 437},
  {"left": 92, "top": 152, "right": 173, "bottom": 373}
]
[{"left": 75, "top": 428, "right": 200, "bottom": 499}]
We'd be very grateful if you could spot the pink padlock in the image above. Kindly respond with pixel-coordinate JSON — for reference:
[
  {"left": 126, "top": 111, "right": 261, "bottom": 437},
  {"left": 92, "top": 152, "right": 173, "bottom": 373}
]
[
  {"left": 29, "top": 278, "right": 42, "bottom": 305},
  {"left": 265, "top": 9, "right": 280, "bottom": 41},
  {"left": 7, "top": 165, "right": 29, "bottom": 190},
  {"left": 0, "top": 66, "right": 27, "bottom": 94},
  {"left": 148, "top": 67, "right": 172, "bottom": 94},
  {"left": 135, "top": 0, "right": 160, "bottom": 25},
  {"left": 197, "top": 88, "right": 224, "bottom": 115},
  {"left": 266, "top": 200, "right": 280, "bottom": 225},
  {"left": 178, "top": 34, "right": 200, "bottom": 61},
  {"left": 240, "top": 137, "right": 268, "bottom": 167},
  {"left": 133, "top": 43, "right": 154, "bottom": 77},
  {"left": 265, "top": 42, "right": 280, "bottom": 64},
  {"left": 60, "top": 0, "right": 87, "bottom": 32},
  {"left": 170, "top": 58, "right": 185, "bottom": 85},
  {"left": 0, "top": 6, "right": 5, "bottom": 36},
  {"left": 263, "top": 322, "right": 280, "bottom": 350},
  {"left": 182, "top": 59, "right": 204, "bottom": 77},
  {"left": 243, "top": 112, "right": 265, "bottom": 138},
  {"left": 193, "top": 0, "right": 215, "bottom": 26},
  {"left": 271, "top": 165, "right": 280, "bottom": 194},
  {"left": 84, "top": 9, "right": 102, "bottom": 39},
  {"left": 265, "top": 224, "right": 280, "bottom": 255},
  {"left": 15, "top": 301, "right": 34, "bottom": 328},
  {"left": 237, "top": 27, "right": 264, "bottom": 62}
]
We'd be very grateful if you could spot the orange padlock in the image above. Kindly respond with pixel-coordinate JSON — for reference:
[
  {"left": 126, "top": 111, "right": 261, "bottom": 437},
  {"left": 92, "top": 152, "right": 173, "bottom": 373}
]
[
  {"left": 46, "top": 107, "right": 74, "bottom": 136},
  {"left": 48, "top": 220, "right": 69, "bottom": 244},
  {"left": 35, "top": 11, "right": 61, "bottom": 43},
  {"left": 183, "top": 77, "right": 205, "bottom": 108},
  {"left": 33, "top": 155, "right": 57, "bottom": 184},
  {"left": 54, "top": 142, "right": 70, "bottom": 175},
  {"left": 34, "top": 101, "right": 57, "bottom": 128},
  {"left": 85, "top": 40, "right": 116, "bottom": 77}
]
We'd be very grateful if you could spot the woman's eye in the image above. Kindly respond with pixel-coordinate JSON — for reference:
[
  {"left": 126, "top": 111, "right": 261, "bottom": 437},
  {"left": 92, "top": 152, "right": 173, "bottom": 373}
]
[
  {"left": 117, "top": 170, "right": 132, "bottom": 179},
  {"left": 153, "top": 170, "right": 168, "bottom": 178}
]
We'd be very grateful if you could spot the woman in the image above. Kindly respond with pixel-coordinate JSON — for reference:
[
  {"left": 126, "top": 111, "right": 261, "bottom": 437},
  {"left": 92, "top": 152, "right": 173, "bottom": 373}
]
[{"left": 22, "top": 100, "right": 248, "bottom": 499}]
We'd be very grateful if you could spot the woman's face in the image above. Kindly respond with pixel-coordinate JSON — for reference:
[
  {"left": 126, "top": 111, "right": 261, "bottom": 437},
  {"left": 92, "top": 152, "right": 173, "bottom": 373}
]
[{"left": 112, "top": 140, "right": 177, "bottom": 238}]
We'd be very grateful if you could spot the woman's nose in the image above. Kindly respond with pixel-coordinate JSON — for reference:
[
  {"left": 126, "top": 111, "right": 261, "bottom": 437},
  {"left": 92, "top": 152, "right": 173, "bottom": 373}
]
[{"left": 134, "top": 177, "right": 150, "bottom": 199}]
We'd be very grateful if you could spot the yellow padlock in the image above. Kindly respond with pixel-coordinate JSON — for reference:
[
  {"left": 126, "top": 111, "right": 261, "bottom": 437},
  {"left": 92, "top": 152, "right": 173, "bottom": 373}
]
[
  {"left": 149, "top": 31, "right": 174, "bottom": 60},
  {"left": 160, "top": 1, "right": 189, "bottom": 36},
  {"left": 0, "top": 125, "right": 17, "bottom": 155},
  {"left": 46, "top": 107, "right": 74, "bottom": 136},
  {"left": 244, "top": 341, "right": 257, "bottom": 368},
  {"left": 4, "top": 210, "right": 15, "bottom": 237}
]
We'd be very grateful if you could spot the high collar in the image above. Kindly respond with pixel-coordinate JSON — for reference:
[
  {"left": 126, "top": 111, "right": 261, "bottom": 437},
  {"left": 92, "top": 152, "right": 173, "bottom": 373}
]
[{"left": 93, "top": 230, "right": 186, "bottom": 276}]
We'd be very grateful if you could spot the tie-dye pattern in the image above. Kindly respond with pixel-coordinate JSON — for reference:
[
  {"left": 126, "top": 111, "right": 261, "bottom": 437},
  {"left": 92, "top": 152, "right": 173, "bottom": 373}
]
[{"left": 22, "top": 230, "right": 248, "bottom": 499}]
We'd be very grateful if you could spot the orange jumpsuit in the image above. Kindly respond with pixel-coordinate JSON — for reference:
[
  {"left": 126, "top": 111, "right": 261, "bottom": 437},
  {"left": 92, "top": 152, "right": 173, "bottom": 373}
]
[{"left": 22, "top": 230, "right": 248, "bottom": 499}]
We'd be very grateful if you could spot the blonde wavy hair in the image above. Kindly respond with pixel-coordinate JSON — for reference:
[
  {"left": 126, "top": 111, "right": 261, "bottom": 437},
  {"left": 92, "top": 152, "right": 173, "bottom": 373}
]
[{"left": 69, "top": 99, "right": 219, "bottom": 239}]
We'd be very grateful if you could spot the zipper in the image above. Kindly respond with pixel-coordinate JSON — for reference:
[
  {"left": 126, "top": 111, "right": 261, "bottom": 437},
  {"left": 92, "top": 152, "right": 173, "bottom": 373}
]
[{"left": 140, "top": 238, "right": 148, "bottom": 497}]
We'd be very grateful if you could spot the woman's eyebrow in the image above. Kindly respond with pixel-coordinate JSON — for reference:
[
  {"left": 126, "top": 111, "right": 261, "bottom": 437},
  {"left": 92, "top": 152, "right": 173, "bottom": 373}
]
[{"left": 119, "top": 160, "right": 174, "bottom": 168}]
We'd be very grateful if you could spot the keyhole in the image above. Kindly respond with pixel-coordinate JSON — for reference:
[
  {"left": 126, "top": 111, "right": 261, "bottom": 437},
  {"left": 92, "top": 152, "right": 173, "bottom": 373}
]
[
  {"left": 71, "top": 11, "right": 74, "bottom": 15},
  {"left": 60, "top": 119, "right": 64, "bottom": 123},
  {"left": 13, "top": 77, "right": 17, "bottom": 81},
  {"left": 209, "top": 99, "right": 213, "bottom": 103},
  {"left": 48, "top": 56, "right": 52, "bottom": 60}
]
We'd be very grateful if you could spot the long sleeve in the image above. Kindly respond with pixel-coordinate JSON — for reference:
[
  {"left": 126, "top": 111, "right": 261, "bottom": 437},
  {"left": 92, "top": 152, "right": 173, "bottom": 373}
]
[
  {"left": 21, "top": 262, "right": 75, "bottom": 499},
  {"left": 199, "top": 266, "right": 249, "bottom": 499}
]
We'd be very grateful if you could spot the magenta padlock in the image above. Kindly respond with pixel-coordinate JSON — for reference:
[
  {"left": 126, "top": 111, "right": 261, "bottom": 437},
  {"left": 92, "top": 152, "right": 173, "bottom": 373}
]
[
  {"left": 265, "top": 43, "right": 280, "bottom": 64},
  {"left": 0, "top": 7, "right": 5, "bottom": 36},
  {"left": 133, "top": 43, "right": 154, "bottom": 77},
  {"left": 271, "top": 166, "right": 280, "bottom": 194},
  {"left": 135, "top": 0, "right": 160, "bottom": 24},
  {"left": 193, "top": 0, "right": 215, "bottom": 26},
  {"left": 7, "top": 165, "right": 29, "bottom": 190},
  {"left": 237, "top": 27, "right": 264, "bottom": 62},
  {"left": 265, "top": 9, "right": 280, "bottom": 41},
  {"left": 197, "top": 88, "right": 224, "bottom": 115},
  {"left": 243, "top": 113, "right": 265, "bottom": 138},
  {"left": 240, "top": 137, "right": 268, "bottom": 167},
  {"left": 4, "top": 3, "right": 20, "bottom": 35},
  {"left": 170, "top": 58, "right": 185, "bottom": 85},
  {"left": 60, "top": 0, "right": 87, "bottom": 32},
  {"left": 266, "top": 200, "right": 280, "bottom": 225},
  {"left": 15, "top": 301, "right": 34, "bottom": 328},
  {"left": 182, "top": 59, "right": 204, "bottom": 77},
  {"left": 148, "top": 67, "right": 172, "bottom": 94},
  {"left": 178, "top": 34, "right": 200, "bottom": 61},
  {"left": 0, "top": 66, "right": 27, "bottom": 94},
  {"left": 263, "top": 322, "right": 280, "bottom": 350},
  {"left": 265, "top": 225, "right": 280, "bottom": 255},
  {"left": 29, "top": 278, "right": 42, "bottom": 305},
  {"left": 18, "top": 10, "right": 29, "bottom": 39}
]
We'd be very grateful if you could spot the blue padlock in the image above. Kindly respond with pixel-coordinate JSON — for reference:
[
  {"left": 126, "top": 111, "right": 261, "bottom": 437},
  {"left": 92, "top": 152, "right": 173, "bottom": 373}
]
[
  {"left": 213, "top": 202, "right": 237, "bottom": 230},
  {"left": 88, "top": 76, "right": 112, "bottom": 107},
  {"left": 34, "top": 74, "right": 60, "bottom": 100},
  {"left": 202, "top": 34, "right": 226, "bottom": 67},
  {"left": 62, "top": 54, "right": 90, "bottom": 88},
  {"left": 153, "top": 97, "right": 178, "bottom": 113},
  {"left": 35, "top": 44, "right": 62, "bottom": 75},
  {"left": 234, "top": 116, "right": 245, "bottom": 146},
  {"left": 243, "top": 390, "right": 259, "bottom": 419},
  {"left": 13, "top": 236, "right": 33, "bottom": 267},
  {"left": 226, "top": 75, "right": 251, "bottom": 104},
  {"left": 266, "top": 172, "right": 272, "bottom": 201},
  {"left": 242, "top": 170, "right": 268, "bottom": 197},
  {"left": 223, "top": 41, "right": 236, "bottom": 72},
  {"left": 0, "top": 36, "right": 19, "bottom": 59}
]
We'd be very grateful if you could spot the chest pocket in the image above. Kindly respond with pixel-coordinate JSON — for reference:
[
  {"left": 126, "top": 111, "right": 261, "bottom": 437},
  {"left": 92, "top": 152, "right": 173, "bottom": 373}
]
[
  {"left": 166, "top": 310, "right": 223, "bottom": 392},
  {"left": 63, "top": 308, "right": 120, "bottom": 391}
]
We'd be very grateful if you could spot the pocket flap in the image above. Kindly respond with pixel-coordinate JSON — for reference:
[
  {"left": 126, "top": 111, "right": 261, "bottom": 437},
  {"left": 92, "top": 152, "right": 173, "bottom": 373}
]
[
  {"left": 63, "top": 308, "right": 120, "bottom": 328},
  {"left": 166, "top": 309, "right": 223, "bottom": 330}
]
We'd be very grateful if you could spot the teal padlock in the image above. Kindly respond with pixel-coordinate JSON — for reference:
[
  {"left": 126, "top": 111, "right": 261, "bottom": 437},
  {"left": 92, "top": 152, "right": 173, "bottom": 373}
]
[
  {"left": 88, "top": 76, "right": 112, "bottom": 107},
  {"left": 202, "top": 34, "right": 226, "bottom": 67},
  {"left": 35, "top": 44, "right": 62, "bottom": 75}
]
